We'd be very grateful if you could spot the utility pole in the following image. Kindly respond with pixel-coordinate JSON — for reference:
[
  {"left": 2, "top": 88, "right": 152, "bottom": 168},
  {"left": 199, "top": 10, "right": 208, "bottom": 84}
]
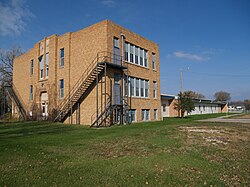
[{"left": 180, "top": 68, "right": 183, "bottom": 93}]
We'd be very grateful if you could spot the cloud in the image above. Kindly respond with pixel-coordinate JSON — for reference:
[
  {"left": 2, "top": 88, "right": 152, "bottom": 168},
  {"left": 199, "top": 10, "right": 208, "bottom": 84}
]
[
  {"left": 174, "top": 51, "right": 208, "bottom": 62},
  {"left": 101, "top": 0, "right": 116, "bottom": 7},
  {"left": 0, "top": 0, "right": 33, "bottom": 36}
]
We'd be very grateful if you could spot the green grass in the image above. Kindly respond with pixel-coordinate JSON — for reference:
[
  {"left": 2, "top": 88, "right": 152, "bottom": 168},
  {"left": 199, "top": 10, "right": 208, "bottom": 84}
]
[{"left": 0, "top": 113, "right": 249, "bottom": 186}]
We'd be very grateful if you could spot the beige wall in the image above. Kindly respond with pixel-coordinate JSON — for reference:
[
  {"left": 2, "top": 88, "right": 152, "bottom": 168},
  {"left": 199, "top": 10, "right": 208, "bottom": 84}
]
[{"left": 13, "top": 20, "right": 162, "bottom": 125}]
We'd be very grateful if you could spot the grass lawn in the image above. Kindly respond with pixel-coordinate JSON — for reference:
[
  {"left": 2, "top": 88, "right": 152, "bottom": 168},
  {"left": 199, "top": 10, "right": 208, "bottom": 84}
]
[{"left": 0, "top": 113, "right": 249, "bottom": 186}]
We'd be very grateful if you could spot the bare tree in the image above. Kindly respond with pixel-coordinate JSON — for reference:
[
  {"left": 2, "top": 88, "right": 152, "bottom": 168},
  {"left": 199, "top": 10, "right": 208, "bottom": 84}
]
[
  {"left": 183, "top": 90, "right": 205, "bottom": 99},
  {"left": 0, "top": 47, "right": 23, "bottom": 117},
  {"left": 0, "top": 46, "right": 23, "bottom": 86},
  {"left": 214, "top": 91, "right": 231, "bottom": 102}
]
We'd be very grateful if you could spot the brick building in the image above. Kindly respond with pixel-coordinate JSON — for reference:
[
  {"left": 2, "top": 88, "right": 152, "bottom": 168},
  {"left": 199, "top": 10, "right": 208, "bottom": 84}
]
[
  {"left": 12, "top": 20, "right": 161, "bottom": 126},
  {"left": 161, "top": 94, "right": 228, "bottom": 118}
]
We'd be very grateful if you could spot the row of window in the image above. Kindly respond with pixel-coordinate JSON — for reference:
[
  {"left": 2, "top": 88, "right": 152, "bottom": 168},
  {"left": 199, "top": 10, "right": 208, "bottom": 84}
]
[
  {"left": 125, "top": 42, "right": 148, "bottom": 67},
  {"left": 29, "top": 48, "right": 65, "bottom": 79},
  {"left": 197, "top": 105, "right": 217, "bottom": 111},
  {"left": 125, "top": 42, "right": 156, "bottom": 70},
  {"left": 129, "top": 109, "right": 158, "bottom": 122},
  {"left": 127, "top": 77, "right": 157, "bottom": 99}
]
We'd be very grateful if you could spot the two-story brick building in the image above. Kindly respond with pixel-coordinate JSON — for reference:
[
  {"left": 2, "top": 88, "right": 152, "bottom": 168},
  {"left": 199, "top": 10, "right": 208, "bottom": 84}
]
[{"left": 12, "top": 20, "right": 161, "bottom": 126}]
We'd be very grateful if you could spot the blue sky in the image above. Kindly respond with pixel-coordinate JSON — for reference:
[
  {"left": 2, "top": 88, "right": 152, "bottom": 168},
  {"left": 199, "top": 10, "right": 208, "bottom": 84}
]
[{"left": 0, "top": 0, "right": 250, "bottom": 100}]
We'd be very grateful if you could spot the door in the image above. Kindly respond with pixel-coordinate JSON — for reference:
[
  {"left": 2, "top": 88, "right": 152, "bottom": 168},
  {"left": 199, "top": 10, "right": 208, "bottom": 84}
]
[
  {"left": 41, "top": 92, "right": 48, "bottom": 118},
  {"left": 113, "top": 73, "right": 121, "bottom": 105}
]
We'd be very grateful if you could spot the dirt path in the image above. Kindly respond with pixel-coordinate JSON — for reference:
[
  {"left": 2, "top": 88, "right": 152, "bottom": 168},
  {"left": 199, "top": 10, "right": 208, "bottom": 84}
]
[{"left": 198, "top": 117, "right": 250, "bottom": 124}]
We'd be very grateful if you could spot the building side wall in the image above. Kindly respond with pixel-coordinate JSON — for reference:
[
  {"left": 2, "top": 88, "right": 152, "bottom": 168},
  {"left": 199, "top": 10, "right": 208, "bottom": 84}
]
[{"left": 107, "top": 21, "right": 162, "bottom": 122}]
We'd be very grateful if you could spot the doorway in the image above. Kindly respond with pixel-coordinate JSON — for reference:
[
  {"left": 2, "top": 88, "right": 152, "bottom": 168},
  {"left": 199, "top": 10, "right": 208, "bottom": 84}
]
[{"left": 41, "top": 92, "right": 48, "bottom": 119}]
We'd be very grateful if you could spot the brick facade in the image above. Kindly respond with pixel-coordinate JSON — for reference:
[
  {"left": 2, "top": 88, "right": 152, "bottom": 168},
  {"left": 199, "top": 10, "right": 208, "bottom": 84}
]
[{"left": 13, "top": 20, "right": 162, "bottom": 125}]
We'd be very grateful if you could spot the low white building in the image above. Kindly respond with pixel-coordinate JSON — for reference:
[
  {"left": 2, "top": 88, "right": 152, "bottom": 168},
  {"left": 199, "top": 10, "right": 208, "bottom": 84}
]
[{"left": 161, "top": 94, "right": 228, "bottom": 117}]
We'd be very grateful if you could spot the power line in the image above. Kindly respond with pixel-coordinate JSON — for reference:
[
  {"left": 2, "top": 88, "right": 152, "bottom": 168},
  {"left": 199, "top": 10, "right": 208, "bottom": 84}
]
[{"left": 183, "top": 70, "right": 250, "bottom": 77}]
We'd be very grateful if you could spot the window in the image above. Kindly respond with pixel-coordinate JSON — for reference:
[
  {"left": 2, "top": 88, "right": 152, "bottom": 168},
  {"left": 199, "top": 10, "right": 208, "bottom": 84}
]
[
  {"left": 59, "top": 79, "right": 64, "bottom": 98},
  {"left": 135, "top": 46, "right": 139, "bottom": 64},
  {"left": 130, "top": 44, "right": 134, "bottom": 63},
  {"left": 203, "top": 105, "right": 205, "bottom": 111},
  {"left": 125, "top": 41, "right": 148, "bottom": 68},
  {"left": 130, "top": 77, "right": 135, "bottom": 96},
  {"left": 152, "top": 53, "right": 156, "bottom": 70},
  {"left": 45, "top": 52, "right": 49, "bottom": 78},
  {"left": 142, "top": 109, "right": 150, "bottom": 121},
  {"left": 60, "top": 48, "right": 64, "bottom": 67},
  {"left": 154, "top": 109, "right": 157, "bottom": 120},
  {"left": 30, "top": 85, "right": 33, "bottom": 101},
  {"left": 125, "top": 42, "right": 129, "bottom": 61},
  {"left": 114, "top": 37, "right": 119, "bottom": 48},
  {"left": 128, "top": 76, "right": 148, "bottom": 98},
  {"left": 129, "top": 109, "right": 136, "bottom": 122},
  {"left": 30, "top": 59, "right": 34, "bottom": 76},
  {"left": 136, "top": 78, "right": 140, "bottom": 96},
  {"left": 145, "top": 80, "right": 149, "bottom": 98},
  {"left": 163, "top": 104, "right": 166, "bottom": 112},
  {"left": 39, "top": 55, "right": 44, "bottom": 79},
  {"left": 144, "top": 50, "right": 148, "bottom": 67},
  {"left": 153, "top": 81, "right": 157, "bottom": 98},
  {"left": 140, "top": 79, "right": 144, "bottom": 97},
  {"left": 199, "top": 105, "right": 201, "bottom": 111},
  {"left": 140, "top": 48, "right": 143, "bottom": 66}
]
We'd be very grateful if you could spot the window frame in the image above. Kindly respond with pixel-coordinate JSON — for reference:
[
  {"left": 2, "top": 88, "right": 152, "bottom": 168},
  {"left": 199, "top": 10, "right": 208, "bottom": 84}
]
[
  {"left": 154, "top": 109, "right": 158, "bottom": 120},
  {"left": 60, "top": 48, "right": 64, "bottom": 67},
  {"left": 59, "top": 79, "right": 64, "bottom": 99},
  {"left": 29, "top": 85, "right": 33, "bottom": 101},
  {"left": 153, "top": 81, "right": 157, "bottom": 99},
  {"left": 39, "top": 55, "right": 44, "bottom": 80},
  {"left": 152, "top": 53, "right": 156, "bottom": 70},
  {"left": 30, "top": 59, "right": 34, "bottom": 76},
  {"left": 45, "top": 52, "right": 49, "bottom": 78}
]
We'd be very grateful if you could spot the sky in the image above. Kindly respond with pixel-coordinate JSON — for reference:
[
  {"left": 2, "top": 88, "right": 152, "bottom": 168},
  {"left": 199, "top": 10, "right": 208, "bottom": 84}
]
[{"left": 0, "top": 0, "right": 250, "bottom": 100}]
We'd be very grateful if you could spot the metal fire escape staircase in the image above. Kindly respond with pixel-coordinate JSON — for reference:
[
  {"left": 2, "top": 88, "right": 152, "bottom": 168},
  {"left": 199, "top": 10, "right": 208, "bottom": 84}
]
[
  {"left": 53, "top": 54, "right": 106, "bottom": 122},
  {"left": 54, "top": 51, "right": 130, "bottom": 127},
  {"left": 5, "top": 85, "right": 27, "bottom": 120}
]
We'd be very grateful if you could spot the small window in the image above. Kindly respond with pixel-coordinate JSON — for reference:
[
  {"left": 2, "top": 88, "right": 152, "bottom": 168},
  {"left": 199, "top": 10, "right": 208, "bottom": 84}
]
[
  {"left": 59, "top": 79, "right": 64, "bottom": 98},
  {"left": 45, "top": 52, "right": 49, "bottom": 78},
  {"left": 30, "top": 85, "right": 33, "bottom": 101},
  {"left": 140, "top": 48, "right": 143, "bottom": 66},
  {"left": 199, "top": 105, "right": 201, "bottom": 111},
  {"left": 142, "top": 109, "right": 150, "bottom": 121},
  {"left": 154, "top": 109, "right": 157, "bottom": 120},
  {"left": 163, "top": 104, "right": 166, "bottom": 112},
  {"left": 114, "top": 37, "right": 119, "bottom": 48},
  {"left": 130, "top": 45, "right": 134, "bottom": 63},
  {"left": 60, "top": 48, "right": 64, "bottom": 67},
  {"left": 203, "top": 106, "right": 205, "bottom": 111},
  {"left": 136, "top": 78, "right": 140, "bottom": 96},
  {"left": 125, "top": 42, "right": 129, "bottom": 61},
  {"left": 130, "top": 77, "right": 135, "bottom": 96},
  {"left": 153, "top": 81, "right": 157, "bottom": 98},
  {"left": 144, "top": 50, "right": 148, "bottom": 67},
  {"left": 39, "top": 55, "right": 44, "bottom": 79},
  {"left": 140, "top": 79, "right": 144, "bottom": 97},
  {"left": 145, "top": 80, "right": 149, "bottom": 98},
  {"left": 30, "top": 59, "right": 34, "bottom": 76},
  {"left": 152, "top": 53, "right": 156, "bottom": 70},
  {"left": 129, "top": 109, "right": 136, "bottom": 122},
  {"left": 135, "top": 46, "right": 139, "bottom": 64}
]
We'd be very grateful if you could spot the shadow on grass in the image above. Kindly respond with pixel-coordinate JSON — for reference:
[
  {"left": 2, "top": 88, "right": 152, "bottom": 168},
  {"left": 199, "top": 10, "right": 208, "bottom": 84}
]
[{"left": 0, "top": 121, "right": 78, "bottom": 139}]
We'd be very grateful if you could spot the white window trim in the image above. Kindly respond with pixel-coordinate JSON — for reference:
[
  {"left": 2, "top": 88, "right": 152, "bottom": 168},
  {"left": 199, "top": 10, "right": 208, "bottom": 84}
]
[{"left": 125, "top": 41, "right": 149, "bottom": 68}]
